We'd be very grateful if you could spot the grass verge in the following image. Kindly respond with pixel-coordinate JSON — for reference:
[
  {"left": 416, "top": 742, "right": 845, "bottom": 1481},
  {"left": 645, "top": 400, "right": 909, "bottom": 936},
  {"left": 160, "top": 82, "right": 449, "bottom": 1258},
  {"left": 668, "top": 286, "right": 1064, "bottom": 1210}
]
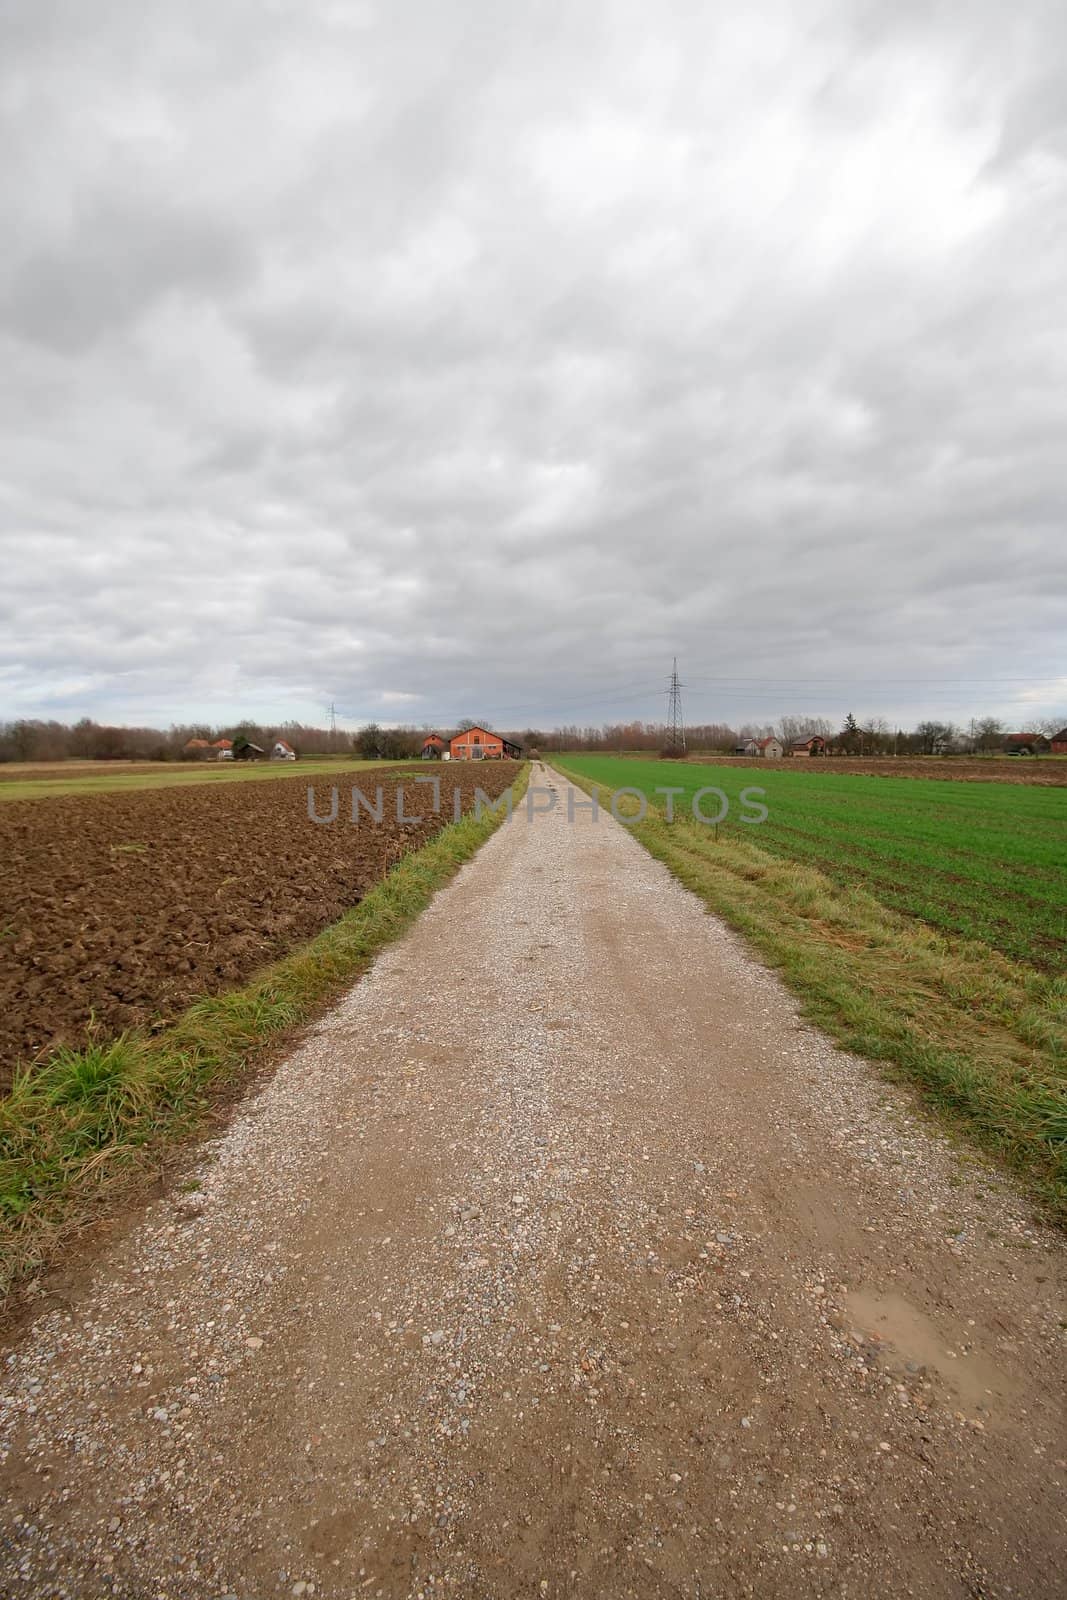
[
  {"left": 0, "top": 765, "right": 529, "bottom": 1298},
  {"left": 552, "top": 759, "right": 1067, "bottom": 1221}
]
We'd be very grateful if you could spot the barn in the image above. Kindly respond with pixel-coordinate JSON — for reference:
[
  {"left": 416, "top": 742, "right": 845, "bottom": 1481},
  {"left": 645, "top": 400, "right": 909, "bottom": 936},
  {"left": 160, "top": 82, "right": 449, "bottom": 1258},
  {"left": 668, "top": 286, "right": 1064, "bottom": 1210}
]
[
  {"left": 1051, "top": 728, "right": 1067, "bottom": 755},
  {"left": 449, "top": 726, "right": 522, "bottom": 760},
  {"left": 790, "top": 735, "right": 826, "bottom": 758},
  {"left": 421, "top": 733, "right": 445, "bottom": 759}
]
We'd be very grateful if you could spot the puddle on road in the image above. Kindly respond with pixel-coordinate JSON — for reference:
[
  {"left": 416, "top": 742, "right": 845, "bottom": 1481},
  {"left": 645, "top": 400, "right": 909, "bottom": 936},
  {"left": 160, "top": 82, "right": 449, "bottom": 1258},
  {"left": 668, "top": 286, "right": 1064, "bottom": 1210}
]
[{"left": 845, "top": 1288, "right": 1023, "bottom": 1412}]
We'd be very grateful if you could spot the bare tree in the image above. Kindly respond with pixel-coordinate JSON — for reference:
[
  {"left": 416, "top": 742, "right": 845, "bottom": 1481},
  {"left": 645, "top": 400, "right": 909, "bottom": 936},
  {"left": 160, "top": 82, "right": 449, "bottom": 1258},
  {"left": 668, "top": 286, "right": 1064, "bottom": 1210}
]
[{"left": 778, "top": 715, "right": 832, "bottom": 746}]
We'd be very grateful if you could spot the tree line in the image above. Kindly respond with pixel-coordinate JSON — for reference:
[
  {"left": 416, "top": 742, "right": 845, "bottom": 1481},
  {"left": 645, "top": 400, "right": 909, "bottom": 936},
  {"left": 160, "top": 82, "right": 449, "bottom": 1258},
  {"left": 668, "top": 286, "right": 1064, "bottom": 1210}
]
[
  {"left": 0, "top": 718, "right": 353, "bottom": 764},
  {"left": 1, "top": 710, "right": 1063, "bottom": 765},
  {"left": 523, "top": 714, "right": 1064, "bottom": 755}
]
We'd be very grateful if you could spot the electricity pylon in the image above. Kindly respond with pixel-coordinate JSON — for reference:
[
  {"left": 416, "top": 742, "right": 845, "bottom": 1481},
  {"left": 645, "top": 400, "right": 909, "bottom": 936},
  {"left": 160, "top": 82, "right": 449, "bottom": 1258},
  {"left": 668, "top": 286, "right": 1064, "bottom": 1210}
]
[{"left": 666, "top": 658, "right": 686, "bottom": 753}]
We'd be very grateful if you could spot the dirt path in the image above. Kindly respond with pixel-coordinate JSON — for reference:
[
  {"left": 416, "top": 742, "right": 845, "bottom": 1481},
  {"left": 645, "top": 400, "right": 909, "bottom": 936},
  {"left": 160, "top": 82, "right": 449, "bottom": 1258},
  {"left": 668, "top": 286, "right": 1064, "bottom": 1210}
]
[{"left": 2, "top": 766, "right": 1065, "bottom": 1598}]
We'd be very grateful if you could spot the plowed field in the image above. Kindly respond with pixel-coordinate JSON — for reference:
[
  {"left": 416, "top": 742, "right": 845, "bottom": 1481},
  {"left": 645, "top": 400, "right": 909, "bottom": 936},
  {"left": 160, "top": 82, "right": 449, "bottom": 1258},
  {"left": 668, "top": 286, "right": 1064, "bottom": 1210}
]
[{"left": 0, "top": 764, "right": 518, "bottom": 1084}]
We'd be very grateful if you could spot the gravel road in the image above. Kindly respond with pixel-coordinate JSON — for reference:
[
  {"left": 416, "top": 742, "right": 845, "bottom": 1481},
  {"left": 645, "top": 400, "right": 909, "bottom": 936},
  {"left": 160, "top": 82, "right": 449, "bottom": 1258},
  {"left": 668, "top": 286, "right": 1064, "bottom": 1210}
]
[{"left": 2, "top": 766, "right": 1065, "bottom": 1598}]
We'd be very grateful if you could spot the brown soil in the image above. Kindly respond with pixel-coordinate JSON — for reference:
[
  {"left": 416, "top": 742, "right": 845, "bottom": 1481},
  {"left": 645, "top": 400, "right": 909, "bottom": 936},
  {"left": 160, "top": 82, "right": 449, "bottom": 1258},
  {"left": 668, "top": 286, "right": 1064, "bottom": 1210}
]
[
  {"left": 0, "top": 764, "right": 517, "bottom": 1084},
  {"left": 684, "top": 755, "right": 1067, "bottom": 783}
]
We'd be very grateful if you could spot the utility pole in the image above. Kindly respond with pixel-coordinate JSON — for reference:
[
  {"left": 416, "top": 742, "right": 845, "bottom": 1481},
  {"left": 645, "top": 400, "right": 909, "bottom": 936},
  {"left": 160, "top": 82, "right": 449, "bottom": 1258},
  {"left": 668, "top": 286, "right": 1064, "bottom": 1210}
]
[
  {"left": 665, "top": 658, "right": 686, "bottom": 753},
  {"left": 329, "top": 702, "right": 337, "bottom": 750}
]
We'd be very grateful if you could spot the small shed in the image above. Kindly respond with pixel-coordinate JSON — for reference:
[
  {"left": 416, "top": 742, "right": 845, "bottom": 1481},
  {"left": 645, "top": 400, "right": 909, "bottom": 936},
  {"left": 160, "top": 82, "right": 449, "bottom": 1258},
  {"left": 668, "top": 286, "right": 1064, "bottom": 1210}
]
[
  {"left": 232, "top": 737, "right": 266, "bottom": 761},
  {"left": 1004, "top": 733, "right": 1049, "bottom": 757}
]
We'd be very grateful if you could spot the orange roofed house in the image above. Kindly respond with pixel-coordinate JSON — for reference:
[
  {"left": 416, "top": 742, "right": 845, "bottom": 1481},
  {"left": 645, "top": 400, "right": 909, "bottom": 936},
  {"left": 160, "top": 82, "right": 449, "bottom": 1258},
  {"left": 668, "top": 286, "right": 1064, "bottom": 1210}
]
[{"left": 448, "top": 726, "right": 522, "bottom": 760}]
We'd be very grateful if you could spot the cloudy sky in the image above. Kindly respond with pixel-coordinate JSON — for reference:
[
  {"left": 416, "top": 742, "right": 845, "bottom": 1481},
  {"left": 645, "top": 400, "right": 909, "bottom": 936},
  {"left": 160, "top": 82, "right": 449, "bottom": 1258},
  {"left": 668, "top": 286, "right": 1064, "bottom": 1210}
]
[{"left": 2, "top": 0, "right": 1065, "bottom": 734}]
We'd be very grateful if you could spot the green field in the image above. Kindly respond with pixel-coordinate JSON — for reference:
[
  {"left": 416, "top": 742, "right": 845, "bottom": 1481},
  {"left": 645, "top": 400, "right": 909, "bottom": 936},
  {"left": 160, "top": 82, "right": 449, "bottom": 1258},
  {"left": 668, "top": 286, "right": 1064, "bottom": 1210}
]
[
  {"left": 558, "top": 756, "right": 1067, "bottom": 970},
  {"left": 553, "top": 755, "right": 1067, "bottom": 1215},
  {"left": 0, "top": 757, "right": 392, "bottom": 803}
]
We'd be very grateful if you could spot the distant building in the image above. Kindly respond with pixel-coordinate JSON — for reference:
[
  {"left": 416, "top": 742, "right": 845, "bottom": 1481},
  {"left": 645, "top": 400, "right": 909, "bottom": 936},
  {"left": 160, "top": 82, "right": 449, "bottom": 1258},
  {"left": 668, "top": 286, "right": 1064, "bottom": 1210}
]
[
  {"left": 1051, "top": 728, "right": 1067, "bottom": 755},
  {"left": 790, "top": 735, "right": 826, "bottom": 758},
  {"left": 232, "top": 737, "right": 266, "bottom": 761},
  {"left": 182, "top": 738, "right": 214, "bottom": 760},
  {"left": 734, "top": 736, "right": 782, "bottom": 758},
  {"left": 271, "top": 739, "right": 297, "bottom": 761},
  {"left": 1004, "top": 732, "right": 1050, "bottom": 756},
  {"left": 421, "top": 733, "right": 445, "bottom": 760},
  {"left": 449, "top": 726, "right": 522, "bottom": 760}
]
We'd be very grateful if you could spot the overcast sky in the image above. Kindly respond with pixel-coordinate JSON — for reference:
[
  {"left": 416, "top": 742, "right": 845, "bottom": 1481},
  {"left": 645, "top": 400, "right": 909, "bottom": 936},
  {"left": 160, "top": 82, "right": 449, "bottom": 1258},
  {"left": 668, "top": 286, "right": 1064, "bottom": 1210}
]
[{"left": 2, "top": 0, "right": 1065, "bottom": 734}]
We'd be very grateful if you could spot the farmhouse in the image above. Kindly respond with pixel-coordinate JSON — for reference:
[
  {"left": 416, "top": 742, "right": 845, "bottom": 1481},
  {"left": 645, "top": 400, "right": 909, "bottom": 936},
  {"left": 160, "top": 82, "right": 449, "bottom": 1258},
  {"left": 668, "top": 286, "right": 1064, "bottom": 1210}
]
[
  {"left": 755, "top": 736, "right": 783, "bottom": 758},
  {"left": 1050, "top": 728, "right": 1067, "bottom": 754},
  {"left": 449, "top": 726, "right": 522, "bottom": 760},
  {"left": 271, "top": 739, "right": 297, "bottom": 761},
  {"left": 790, "top": 735, "right": 826, "bottom": 757},
  {"left": 421, "top": 733, "right": 445, "bottom": 759},
  {"left": 182, "top": 738, "right": 213, "bottom": 759}
]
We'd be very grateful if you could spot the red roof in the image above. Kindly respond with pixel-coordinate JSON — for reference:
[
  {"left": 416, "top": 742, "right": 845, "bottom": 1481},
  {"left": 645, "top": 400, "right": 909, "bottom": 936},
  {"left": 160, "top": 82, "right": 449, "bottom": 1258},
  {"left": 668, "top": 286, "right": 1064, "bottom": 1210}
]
[
  {"left": 212, "top": 738, "right": 233, "bottom": 749},
  {"left": 756, "top": 736, "right": 779, "bottom": 749},
  {"left": 274, "top": 739, "right": 295, "bottom": 752},
  {"left": 184, "top": 738, "right": 212, "bottom": 749}
]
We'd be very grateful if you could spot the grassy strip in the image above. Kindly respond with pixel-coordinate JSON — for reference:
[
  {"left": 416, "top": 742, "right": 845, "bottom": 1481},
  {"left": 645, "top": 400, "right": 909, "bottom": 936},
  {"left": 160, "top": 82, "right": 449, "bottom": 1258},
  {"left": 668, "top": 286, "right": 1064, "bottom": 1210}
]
[
  {"left": 552, "top": 760, "right": 1067, "bottom": 1220},
  {"left": 0, "top": 757, "right": 396, "bottom": 803},
  {"left": 0, "top": 766, "right": 529, "bottom": 1295}
]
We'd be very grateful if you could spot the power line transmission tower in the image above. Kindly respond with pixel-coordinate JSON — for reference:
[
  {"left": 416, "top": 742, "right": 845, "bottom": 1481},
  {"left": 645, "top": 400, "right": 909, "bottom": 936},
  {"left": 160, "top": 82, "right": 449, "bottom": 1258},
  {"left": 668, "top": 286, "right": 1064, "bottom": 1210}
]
[
  {"left": 666, "top": 658, "right": 686, "bottom": 753},
  {"left": 328, "top": 703, "right": 337, "bottom": 747}
]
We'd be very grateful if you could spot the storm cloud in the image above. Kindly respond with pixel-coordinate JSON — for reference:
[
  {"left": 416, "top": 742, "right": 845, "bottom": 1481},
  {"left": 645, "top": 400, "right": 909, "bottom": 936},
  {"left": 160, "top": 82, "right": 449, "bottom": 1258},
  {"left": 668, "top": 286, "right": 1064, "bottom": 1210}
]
[{"left": 2, "top": 0, "right": 1065, "bottom": 732}]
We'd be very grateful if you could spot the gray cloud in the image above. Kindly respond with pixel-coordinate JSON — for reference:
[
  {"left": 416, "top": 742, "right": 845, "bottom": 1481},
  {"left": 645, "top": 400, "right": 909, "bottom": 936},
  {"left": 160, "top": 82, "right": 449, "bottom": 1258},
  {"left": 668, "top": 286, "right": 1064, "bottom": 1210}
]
[{"left": 2, "top": 0, "right": 1066, "bottom": 734}]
